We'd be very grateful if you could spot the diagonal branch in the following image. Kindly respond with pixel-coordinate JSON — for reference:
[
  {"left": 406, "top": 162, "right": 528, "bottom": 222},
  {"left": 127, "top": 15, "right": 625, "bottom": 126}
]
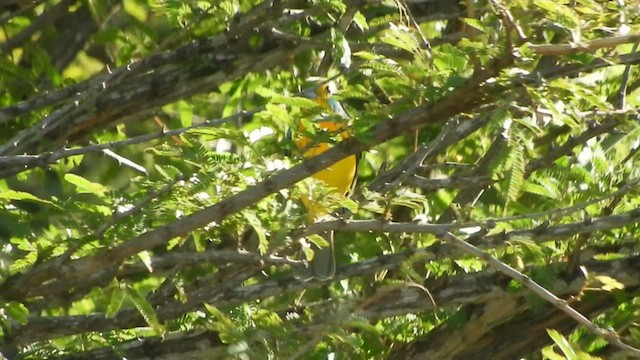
[
  {"left": 440, "top": 231, "right": 640, "bottom": 356},
  {"left": 529, "top": 32, "right": 640, "bottom": 56}
]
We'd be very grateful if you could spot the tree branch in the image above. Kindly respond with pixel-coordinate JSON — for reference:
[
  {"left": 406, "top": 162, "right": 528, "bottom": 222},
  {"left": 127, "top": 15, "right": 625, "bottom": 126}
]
[{"left": 529, "top": 32, "right": 640, "bottom": 55}]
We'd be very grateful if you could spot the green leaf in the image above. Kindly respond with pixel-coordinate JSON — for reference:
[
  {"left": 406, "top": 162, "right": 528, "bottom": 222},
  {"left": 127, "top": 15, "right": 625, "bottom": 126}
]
[
  {"left": 137, "top": 251, "right": 154, "bottom": 273},
  {"left": 188, "top": 127, "right": 245, "bottom": 143},
  {"left": 106, "top": 286, "right": 126, "bottom": 317},
  {"left": 203, "top": 303, "right": 241, "bottom": 343},
  {"left": 264, "top": 103, "right": 292, "bottom": 126},
  {"left": 533, "top": 0, "right": 580, "bottom": 30},
  {"left": 307, "top": 234, "right": 330, "bottom": 249},
  {"left": 352, "top": 11, "right": 369, "bottom": 31},
  {"left": 123, "top": 0, "right": 148, "bottom": 22},
  {"left": 595, "top": 275, "right": 624, "bottom": 291},
  {"left": 243, "top": 210, "right": 267, "bottom": 254},
  {"left": 504, "top": 146, "right": 525, "bottom": 203},
  {"left": 461, "top": 18, "right": 487, "bottom": 33},
  {"left": 541, "top": 345, "right": 567, "bottom": 360},
  {"left": 64, "top": 174, "right": 107, "bottom": 196},
  {"left": 256, "top": 87, "right": 318, "bottom": 108},
  {"left": 510, "top": 238, "right": 545, "bottom": 260},
  {"left": 380, "top": 23, "right": 420, "bottom": 54},
  {"left": 6, "top": 302, "right": 29, "bottom": 325},
  {"left": 10, "top": 251, "right": 38, "bottom": 273},
  {"left": 353, "top": 51, "right": 383, "bottom": 61},
  {"left": 0, "top": 190, "right": 58, "bottom": 207},
  {"left": 153, "top": 164, "right": 183, "bottom": 180},
  {"left": 125, "top": 286, "right": 164, "bottom": 335},
  {"left": 547, "top": 329, "right": 577, "bottom": 359},
  {"left": 522, "top": 181, "right": 559, "bottom": 199},
  {"left": 390, "top": 189, "right": 428, "bottom": 212},
  {"left": 178, "top": 100, "right": 193, "bottom": 127},
  {"left": 337, "top": 196, "right": 358, "bottom": 214}
]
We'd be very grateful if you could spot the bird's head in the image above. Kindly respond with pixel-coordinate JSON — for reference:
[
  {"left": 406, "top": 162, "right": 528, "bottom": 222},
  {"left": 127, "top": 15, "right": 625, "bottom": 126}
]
[{"left": 302, "top": 78, "right": 348, "bottom": 119}]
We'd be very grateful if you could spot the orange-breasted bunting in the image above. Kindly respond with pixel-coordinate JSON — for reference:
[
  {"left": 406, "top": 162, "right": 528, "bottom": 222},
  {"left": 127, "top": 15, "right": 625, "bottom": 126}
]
[{"left": 294, "top": 81, "right": 358, "bottom": 280}]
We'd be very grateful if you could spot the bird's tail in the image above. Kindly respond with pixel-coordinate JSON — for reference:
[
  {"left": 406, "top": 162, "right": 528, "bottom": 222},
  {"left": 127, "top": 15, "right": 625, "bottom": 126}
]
[{"left": 310, "top": 231, "right": 336, "bottom": 280}]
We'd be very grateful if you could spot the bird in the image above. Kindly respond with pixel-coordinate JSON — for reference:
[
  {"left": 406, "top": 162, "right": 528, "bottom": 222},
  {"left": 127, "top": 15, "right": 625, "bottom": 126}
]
[{"left": 293, "top": 79, "right": 358, "bottom": 280}]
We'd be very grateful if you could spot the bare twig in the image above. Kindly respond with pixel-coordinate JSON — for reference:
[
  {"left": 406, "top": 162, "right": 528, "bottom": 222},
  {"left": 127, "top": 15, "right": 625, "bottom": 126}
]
[
  {"left": 101, "top": 149, "right": 147, "bottom": 174},
  {"left": 529, "top": 33, "right": 640, "bottom": 56},
  {"left": 93, "top": 176, "right": 185, "bottom": 239},
  {"left": 440, "top": 232, "right": 640, "bottom": 357},
  {"left": 615, "top": 43, "right": 639, "bottom": 109},
  {"left": 368, "top": 116, "right": 490, "bottom": 194},
  {"left": 404, "top": 174, "right": 493, "bottom": 190},
  {"left": 488, "top": 0, "right": 527, "bottom": 42},
  {"left": 0, "top": 109, "right": 257, "bottom": 178},
  {"left": 525, "top": 118, "right": 621, "bottom": 177},
  {"left": 118, "top": 250, "right": 302, "bottom": 277},
  {"left": 296, "top": 206, "right": 640, "bottom": 244},
  {"left": 399, "top": 0, "right": 431, "bottom": 53},
  {"left": 437, "top": 131, "right": 507, "bottom": 223},
  {"left": 368, "top": 141, "right": 433, "bottom": 193}
]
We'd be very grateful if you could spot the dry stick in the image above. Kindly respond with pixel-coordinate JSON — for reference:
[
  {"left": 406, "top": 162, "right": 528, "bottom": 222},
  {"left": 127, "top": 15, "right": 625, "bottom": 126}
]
[
  {"left": 101, "top": 149, "right": 147, "bottom": 174},
  {"left": 439, "top": 231, "right": 640, "bottom": 357},
  {"left": 0, "top": 109, "right": 257, "bottom": 177},
  {"left": 438, "top": 132, "right": 508, "bottom": 223},
  {"left": 529, "top": 32, "right": 640, "bottom": 56},
  {"left": 488, "top": 0, "right": 527, "bottom": 41},
  {"left": 399, "top": 0, "right": 431, "bottom": 52},
  {"left": 369, "top": 141, "right": 433, "bottom": 193},
  {"left": 614, "top": 43, "right": 639, "bottom": 109},
  {"left": 8, "top": 242, "right": 640, "bottom": 348},
  {"left": 0, "top": 91, "right": 97, "bottom": 156},
  {"left": 0, "top": 39, "right": 173, "bottom": 126},
  {"left": 51, "top": 174, "right": 188, "bottom": 269},
  {"left": 0, "top": 2, "right": 297, "bottom": 124},
  {"left": 297, "top": 205, "right": 640, "bottom": 242},
  {"left": 118, "top": 250, "right": 302, "bottom": 277},
  {"left": 404, "top": 174, "right": 493, "bottom": 190},
  {"left": 367, "top": 116, "right": 489, "bottom": 194},
  {"left": 617, "top": 44, "right": 640, "bottom": 164},
  {"left": 1, "top": 24, "right": 315, "bottom": 156},
  {"left": 93, "top": 177, "right": 184, "bottom": 239},
  {"left": 524, "top": 118, "right": 621, "bottom": 177},
  {"left": 16, "top": 4, "right": 307, "bottom": 125}
]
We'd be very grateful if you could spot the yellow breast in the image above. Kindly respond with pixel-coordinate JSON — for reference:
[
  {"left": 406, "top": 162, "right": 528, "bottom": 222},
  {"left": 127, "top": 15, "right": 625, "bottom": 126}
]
[{"left": 296, "top": 120, "right": 357, "bottom": 218}]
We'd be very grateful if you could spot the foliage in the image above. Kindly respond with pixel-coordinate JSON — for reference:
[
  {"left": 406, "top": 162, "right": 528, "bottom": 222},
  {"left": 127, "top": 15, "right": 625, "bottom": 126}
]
[{"left": 0, "top": 0, "right": 640, "bottom": 358}]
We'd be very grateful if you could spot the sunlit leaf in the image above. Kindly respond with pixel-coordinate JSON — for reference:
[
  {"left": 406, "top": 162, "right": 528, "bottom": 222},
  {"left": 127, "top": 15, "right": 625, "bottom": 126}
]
[
  {"left": 125, "top": 286, "right": 164, "bottom": 335},
  {"left": 64, "top": 174, "right": 107, "bottom": 196},
  {"left": 6, "top": 302, "right": 29, "bottom": 325}
]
